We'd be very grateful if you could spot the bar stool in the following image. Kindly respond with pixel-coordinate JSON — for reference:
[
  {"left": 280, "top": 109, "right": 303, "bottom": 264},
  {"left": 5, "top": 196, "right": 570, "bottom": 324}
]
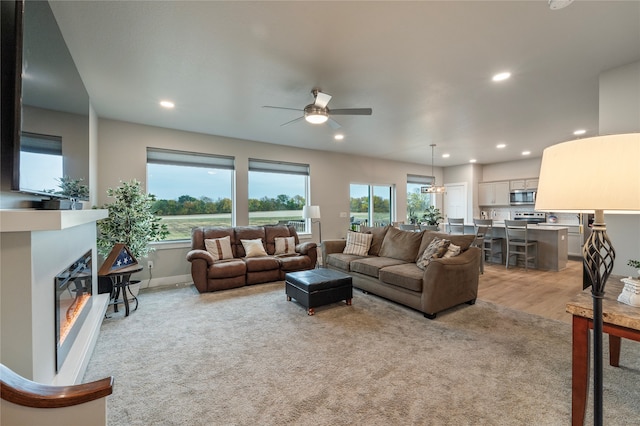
[
  {"left": 473, "top": 218, "right": 504, "bottom": 270},
  {"left": 448, "top": 218, "right": 465, "bottom": 235},
  {"left": 504, "top": 220, "right": 537, "bottom": 270}
]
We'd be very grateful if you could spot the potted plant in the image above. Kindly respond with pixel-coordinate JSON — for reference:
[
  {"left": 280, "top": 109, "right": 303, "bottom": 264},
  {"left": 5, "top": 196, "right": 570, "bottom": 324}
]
[
  {"left": 96, "top": 179, "right": 169, "bottom": 260},
  {"left": 43, "top": 176, "right": 90, "bottom": 210},
  {"left": 421, "top": 205, "right": 443, "bottom": 230},
  {"left": 628, "top": 259, "right": 640, "bottom": 278}
]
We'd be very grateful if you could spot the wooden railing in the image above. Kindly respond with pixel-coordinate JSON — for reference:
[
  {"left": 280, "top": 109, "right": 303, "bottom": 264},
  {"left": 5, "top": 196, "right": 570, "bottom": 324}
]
[{"left": 0, "top": 364, "right": 113, "bottom": 408}]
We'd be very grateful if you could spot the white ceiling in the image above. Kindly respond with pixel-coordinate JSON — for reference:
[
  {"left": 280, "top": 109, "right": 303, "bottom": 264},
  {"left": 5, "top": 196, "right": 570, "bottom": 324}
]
[{"left": 49, "top": 0, "right": 640, "bottom": 167}]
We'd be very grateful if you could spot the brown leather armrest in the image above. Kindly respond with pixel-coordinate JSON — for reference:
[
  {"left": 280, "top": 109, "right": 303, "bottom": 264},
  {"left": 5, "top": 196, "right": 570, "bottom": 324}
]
[
  {"left": 295, "top": 241, "right": 317, "bottom": 255},
  {"left": 186, "top": 249, "right": 215, "bottom": 265}
]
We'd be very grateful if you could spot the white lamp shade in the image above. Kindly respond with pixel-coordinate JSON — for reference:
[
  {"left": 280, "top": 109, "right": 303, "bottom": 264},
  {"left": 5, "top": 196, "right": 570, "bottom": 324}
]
[
  {"left": 302, "top": 205, "right": 321, "bottom": 219},
  {"left": 535, "top": 133, "right": 640, "bottom": 212}
]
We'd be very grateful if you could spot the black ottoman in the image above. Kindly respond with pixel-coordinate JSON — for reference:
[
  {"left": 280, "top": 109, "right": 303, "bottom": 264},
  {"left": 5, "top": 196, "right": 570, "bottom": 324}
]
[{"left": 285, "top": 269, "right": 353, "bottom": 316}]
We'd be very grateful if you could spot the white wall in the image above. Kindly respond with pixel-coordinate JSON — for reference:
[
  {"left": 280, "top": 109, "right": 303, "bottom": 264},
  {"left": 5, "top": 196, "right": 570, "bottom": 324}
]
[
  {"left": 481, "top": 157, "right": 542, "bottom": 182},
  {"left": 599, "top": 61, "right": 640, "bottom": 277}
]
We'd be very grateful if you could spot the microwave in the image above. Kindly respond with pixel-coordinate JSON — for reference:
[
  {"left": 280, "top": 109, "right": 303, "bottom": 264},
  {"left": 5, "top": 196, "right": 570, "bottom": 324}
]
[{"left": 510, "top": 190, "right": 536, "bottom": 205}]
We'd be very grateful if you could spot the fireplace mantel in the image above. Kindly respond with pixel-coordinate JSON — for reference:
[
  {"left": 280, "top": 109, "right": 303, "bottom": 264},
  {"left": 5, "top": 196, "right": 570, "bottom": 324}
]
[
  {"left": 0, "top": 208, "right": 108, "bottom": 385},
  {"left": 0, "top": 209, "right": 108, "bottom": 232}
]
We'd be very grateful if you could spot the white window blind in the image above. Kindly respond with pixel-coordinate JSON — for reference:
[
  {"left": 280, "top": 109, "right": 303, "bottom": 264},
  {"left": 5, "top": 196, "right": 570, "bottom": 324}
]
[
  {"left": 248, "top": 158, "right": 309, "bottom": 176},
  {"left": 147, "top": 148, "right": 234, "bottom": 170}
]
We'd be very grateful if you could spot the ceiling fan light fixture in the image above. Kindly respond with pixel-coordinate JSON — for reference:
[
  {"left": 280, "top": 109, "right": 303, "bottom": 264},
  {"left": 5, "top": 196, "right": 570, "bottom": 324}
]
[
  {"left": 304, "top": 105, "right": 329, "bottom": 124},
  {"left": 305, "top": 112, "right": 329, "bottom": 124}
]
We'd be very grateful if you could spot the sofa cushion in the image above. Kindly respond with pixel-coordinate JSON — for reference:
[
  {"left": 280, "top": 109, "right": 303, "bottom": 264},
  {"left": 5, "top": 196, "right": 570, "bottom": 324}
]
[
  {"left": 343, "top": 232, "right": 373, "bottom": 256},
  {"left": 417, "top": 231, "right": 475, "bottom": 260},
  {"left": 326, "top": 253, "right": 363, "bottom": 272},
  {"left": 378, "top": 226, "right": 424, "bottom": 262},
  {"left": 193, "top": 227, "right": 235, "bottom": 251},
  {"left": 264, "top": 225, "right": 297, "bottom": 254},
  {"left": 279, "top": 255, "right": 313, "bottom": 272},
  {"left": 443, "top": 243, "right": 462, "bottom": 258},
  {"left": 243, "top": 256, "right": 280, "bottom": 272},
  {"left": 234, "top": 227, "right": 266, "bottom": 257},
  {"left": 417, "top": 237, "right": 450, "bottom": 270},
  {"left": 378, "top": 263, "right": 424, "bottom": 292},
  {"left": 350, "top": 256, "right": 407, "bottom": 278},
  {"left": 359, "top": 225, "right": 390, "bottom": 256},
  {"left": 274, "top": 237, "right": 296, "bottom": 255},
  {"left": 204, "top": 236, "right": 234, "bottom": 261},
  {"left": 241, "top": 239, "right": 268, "bottom": 257},
  {"left": 208, "top": 259, "right": 246, "bottom": 279}
]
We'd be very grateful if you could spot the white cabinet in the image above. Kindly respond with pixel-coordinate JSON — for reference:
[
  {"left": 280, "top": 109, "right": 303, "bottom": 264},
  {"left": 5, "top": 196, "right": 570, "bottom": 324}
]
[
  {"left": 479, "top": 181, "right": 510, "bottom": 206},
  {"left": 566, "top": 225, "right": 582, "bottom": 256},
  {"left": 510, "top": 179, "right": 538, "bottom": 190}
]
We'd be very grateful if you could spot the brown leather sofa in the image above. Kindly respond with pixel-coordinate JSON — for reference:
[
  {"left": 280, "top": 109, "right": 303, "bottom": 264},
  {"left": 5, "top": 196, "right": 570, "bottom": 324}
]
[
  {"left": 322, "top": 226, "right": 481, "bottom": 319},
  {"left": 187, "top": 225, "right": 317, "bottom": 293}
]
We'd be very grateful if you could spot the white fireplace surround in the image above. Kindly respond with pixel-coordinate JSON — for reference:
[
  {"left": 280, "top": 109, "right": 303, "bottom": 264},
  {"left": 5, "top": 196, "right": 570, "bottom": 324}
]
[{"left": 0, "top": 209, "right": 108, "bottom": 385}]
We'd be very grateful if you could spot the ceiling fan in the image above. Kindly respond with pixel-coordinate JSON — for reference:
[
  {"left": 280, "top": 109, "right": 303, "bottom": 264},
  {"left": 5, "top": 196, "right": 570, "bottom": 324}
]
[{"left": 263, "top": 88, "right": 372, "bottom": 129}]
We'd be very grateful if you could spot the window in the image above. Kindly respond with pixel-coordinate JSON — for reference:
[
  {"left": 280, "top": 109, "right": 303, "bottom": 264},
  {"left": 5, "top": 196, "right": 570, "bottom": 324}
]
[
  {"left": 19, "top": 132, "right": 63, "bottom": 194},
  {"left": 248, "top": 159, "right": 309, "bottom": 232},
  {"left": 350, "top": 183, "right": 393, "bottom": 227},
  {"left": 147, "top": 148, "right": 234, "bottom": 240},
  {"left": 407, "top": 174, "right": 435, "bottom": 224}
]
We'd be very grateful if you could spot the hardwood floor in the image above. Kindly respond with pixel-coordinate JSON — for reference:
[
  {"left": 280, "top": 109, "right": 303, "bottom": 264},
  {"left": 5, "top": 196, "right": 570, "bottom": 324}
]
[{"left": 478, "top": 258, "right": 587, "bottom": 323}]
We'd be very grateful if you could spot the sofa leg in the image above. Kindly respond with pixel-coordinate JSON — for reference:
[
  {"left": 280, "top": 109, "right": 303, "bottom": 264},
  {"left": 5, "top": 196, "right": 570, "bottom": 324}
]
[
  {"left": 466, "top": 299, "right": 476, "bottom": 305},
  {"left": 424, "top": 312, "right": 437, "bottom": 320},
  {"left": 307, "top": 308, "right": 315, "bottom": 316},
  {"left": 346, "top": 298, "right": 352, "bottom": 306}
]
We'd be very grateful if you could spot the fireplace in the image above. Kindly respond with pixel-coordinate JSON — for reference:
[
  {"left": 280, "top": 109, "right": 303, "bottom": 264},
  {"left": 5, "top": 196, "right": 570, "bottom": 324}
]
[{"left": 55, "top": 250, "right": 93, "bottom": 372}]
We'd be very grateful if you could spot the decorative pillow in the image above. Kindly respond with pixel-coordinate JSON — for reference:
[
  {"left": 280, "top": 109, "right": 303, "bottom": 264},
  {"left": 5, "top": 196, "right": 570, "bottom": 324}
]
[
  {"left": 204, "top": 236, "right": 234, "bottom": 261},
  {"left": 443, "top": 243, "right": 461, "bottom": 258},
  {"left": 343, "top": 232, "right": 373, "bottom": 256},
  {"left": 274, "top": 236, "right": 296, "bottom": 255},
  {"left": 241, "top": 239, "right": 268, "bottom": 257},
  {"left": 416, "top": 237, "right": 451, "bottom": 270}
]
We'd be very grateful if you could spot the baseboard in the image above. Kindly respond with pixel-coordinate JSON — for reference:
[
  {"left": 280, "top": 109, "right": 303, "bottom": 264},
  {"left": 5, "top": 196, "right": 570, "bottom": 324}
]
[{"left": 143, "top": 274, "right": 193, "bottom": 290}]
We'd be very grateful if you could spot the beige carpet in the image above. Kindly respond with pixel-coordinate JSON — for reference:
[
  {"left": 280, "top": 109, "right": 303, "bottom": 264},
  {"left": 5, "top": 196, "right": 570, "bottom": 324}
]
[{"left": 84, "top": 282, "right": 640, "bottom": 425}]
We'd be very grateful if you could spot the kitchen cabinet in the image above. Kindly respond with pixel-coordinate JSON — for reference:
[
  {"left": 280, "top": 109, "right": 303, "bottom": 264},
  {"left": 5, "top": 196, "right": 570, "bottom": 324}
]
[
  {"left": 479, "top": 181, "right": 510, "bottom": 206},
  {"left": 566, "top": 225, "right": 582, "bottom": 256},
  {"left": 510, "top": 179, "right": 539, "bottom": 190}
]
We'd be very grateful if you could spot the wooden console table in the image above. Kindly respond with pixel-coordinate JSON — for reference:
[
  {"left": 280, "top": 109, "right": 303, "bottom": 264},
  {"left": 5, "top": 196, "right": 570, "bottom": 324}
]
[{"left": 566, "top": 280, "right": 640, "bottom": 426}]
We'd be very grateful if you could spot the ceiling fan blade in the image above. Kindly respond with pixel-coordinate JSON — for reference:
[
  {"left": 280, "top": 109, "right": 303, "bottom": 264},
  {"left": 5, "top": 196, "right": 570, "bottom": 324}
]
[
  {"left": 263, "top": 106, "right": 303, "bottom": 112},
  {"left": 314, "top": 92, "right": 332, "bottom": 108},
  {"left": 327, "top": 118, "right": 341, "bottom": 129},
  {"left": 280, "top": 116, "right": 305, "bottom": 127},
  {"left": 329, "top": 108, "right": 372, "bottom": 115}
]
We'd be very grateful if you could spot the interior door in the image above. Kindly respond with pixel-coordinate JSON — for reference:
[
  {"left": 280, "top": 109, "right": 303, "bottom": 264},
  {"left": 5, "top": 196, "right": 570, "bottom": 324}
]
[{"left": 444, "top": 183, "right": 467, "bottom": 222}]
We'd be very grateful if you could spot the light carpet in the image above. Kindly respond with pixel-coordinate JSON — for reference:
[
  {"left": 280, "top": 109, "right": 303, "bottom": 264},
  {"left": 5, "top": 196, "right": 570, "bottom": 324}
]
[{"left": 84, "top": 282, "right": 640, "bottom": 425}]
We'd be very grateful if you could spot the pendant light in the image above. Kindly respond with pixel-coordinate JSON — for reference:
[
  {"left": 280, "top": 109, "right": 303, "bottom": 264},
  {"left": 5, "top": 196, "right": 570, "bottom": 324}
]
[{"left": 423, "top": 144, "right": 446, "bottom": 193}]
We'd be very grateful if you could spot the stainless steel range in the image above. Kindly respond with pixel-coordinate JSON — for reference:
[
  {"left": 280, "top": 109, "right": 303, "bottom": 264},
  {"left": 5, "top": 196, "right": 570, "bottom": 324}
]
[{"left": 513, "top": 211, "right": 547, "bottom": 224}]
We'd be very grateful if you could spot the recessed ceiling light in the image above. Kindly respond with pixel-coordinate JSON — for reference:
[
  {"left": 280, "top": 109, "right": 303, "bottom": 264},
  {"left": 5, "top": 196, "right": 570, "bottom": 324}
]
[
  {"left": 160, "top": 100, "right": 175, "bottom": 109},
  {"left": 442, "top": 153, "right": 450, "bottom": 158},
  {"left": 522, "top": 151, "right": 531, "bottom": 156},
  {"left": 573, "top": 129, "right": 586, "bottom": 135},
  {"left": 548, "top": 0, "right": 575, "bottom": 10},
  {"left": 496, "top": 143, "right": 506, "bottom": 149},
  {"left": 469, "top": 159, "right": 477, "bottom": 163},
  {"left": 492, "top": 72, "right": 511, "bottom": 82},
  {"left": 334, "top": 134, "right": 344, "bottom": 141}
]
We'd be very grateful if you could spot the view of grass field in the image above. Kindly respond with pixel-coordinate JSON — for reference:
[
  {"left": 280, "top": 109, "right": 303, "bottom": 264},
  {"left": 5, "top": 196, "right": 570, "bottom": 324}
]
[
  {"left": 161, "top": 210, "right": 307, "bottom": 240},
  {"left": 160, "top": 210, "right": 391, "bottom": 240}
]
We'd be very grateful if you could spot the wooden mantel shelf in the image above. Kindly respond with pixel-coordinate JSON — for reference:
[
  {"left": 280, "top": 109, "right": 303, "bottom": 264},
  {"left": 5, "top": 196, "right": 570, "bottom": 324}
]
[{"left": 0, "top": 209, "right": 108, "bottom": 232}]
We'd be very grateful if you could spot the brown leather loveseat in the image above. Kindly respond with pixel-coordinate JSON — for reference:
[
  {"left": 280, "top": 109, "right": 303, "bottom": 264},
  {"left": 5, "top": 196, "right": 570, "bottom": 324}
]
[{"left": 187, "top": 225, "right": 317, "bottom": 293}]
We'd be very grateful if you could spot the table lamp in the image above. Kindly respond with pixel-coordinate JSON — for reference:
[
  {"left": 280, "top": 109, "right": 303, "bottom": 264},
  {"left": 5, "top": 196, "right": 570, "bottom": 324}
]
[
  {"left": 535, "top": 133, "right": 640, "bottom": 425},
  {"left": 302, "top": 205, "right": 321, "bottom": 242}
]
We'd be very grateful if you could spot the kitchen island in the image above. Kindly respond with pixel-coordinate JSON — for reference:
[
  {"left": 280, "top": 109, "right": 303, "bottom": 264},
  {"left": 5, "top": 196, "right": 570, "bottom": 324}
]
[{"left": 446, "top": 222, "right": 569, "bottom": 271}]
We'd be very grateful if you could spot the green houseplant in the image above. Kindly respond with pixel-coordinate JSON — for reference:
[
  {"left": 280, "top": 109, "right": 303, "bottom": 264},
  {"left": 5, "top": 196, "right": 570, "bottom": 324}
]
[
  {"left": 43, "top": 176, "right": 90, "bottom": 210},
  {"left": 96, "top": 179, "right": 169, "bottom": 260},
  {"left": 628, "top": 259, "right": 640, "bottom": 278},
  {"left": 422, "top": 205, "right": 443, "bottom": 227}
]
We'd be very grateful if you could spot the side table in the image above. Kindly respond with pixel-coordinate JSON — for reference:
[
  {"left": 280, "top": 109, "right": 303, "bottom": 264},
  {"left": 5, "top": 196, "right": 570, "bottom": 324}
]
[{"left": 100, "top": 264, "right": 143, "bottom": 317}]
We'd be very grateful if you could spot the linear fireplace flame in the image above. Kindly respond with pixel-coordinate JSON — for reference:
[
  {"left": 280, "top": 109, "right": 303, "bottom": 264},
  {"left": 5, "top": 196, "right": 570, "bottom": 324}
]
[{"left": 56, "top": 250, "right": 93, "bottom": 372}]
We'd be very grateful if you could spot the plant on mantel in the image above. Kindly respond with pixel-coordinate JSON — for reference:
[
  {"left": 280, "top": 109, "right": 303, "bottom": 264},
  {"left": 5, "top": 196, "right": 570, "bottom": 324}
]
[
  {"left": 629, "top": 259, "right": 640, "bottom": 278},
  {"left": 96, "top": 179, "right": 169, "bottom": 260},
  {"left": 54, "top": 176, "right": 89, "bottom": 200}
]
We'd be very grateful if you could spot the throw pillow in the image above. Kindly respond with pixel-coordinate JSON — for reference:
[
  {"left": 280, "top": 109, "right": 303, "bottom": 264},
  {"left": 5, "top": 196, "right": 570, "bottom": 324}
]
[
  {"left": 241, "top": 238, "right": 268, "bottom": 257},
  {"left": 274, "top": 236, "right": 296, "bottom": 255},
  {"left": 204, "top": 236, "right": 234, "bottom": 261},
  {"left": 416, "top": 237, "right": 451, "bottom": 270},
  {"left": 343, "top": 232, "right": 373, "bottom": 256},
  {"left": 443, "top": 243, "right": 461, "bottom": 258}
]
